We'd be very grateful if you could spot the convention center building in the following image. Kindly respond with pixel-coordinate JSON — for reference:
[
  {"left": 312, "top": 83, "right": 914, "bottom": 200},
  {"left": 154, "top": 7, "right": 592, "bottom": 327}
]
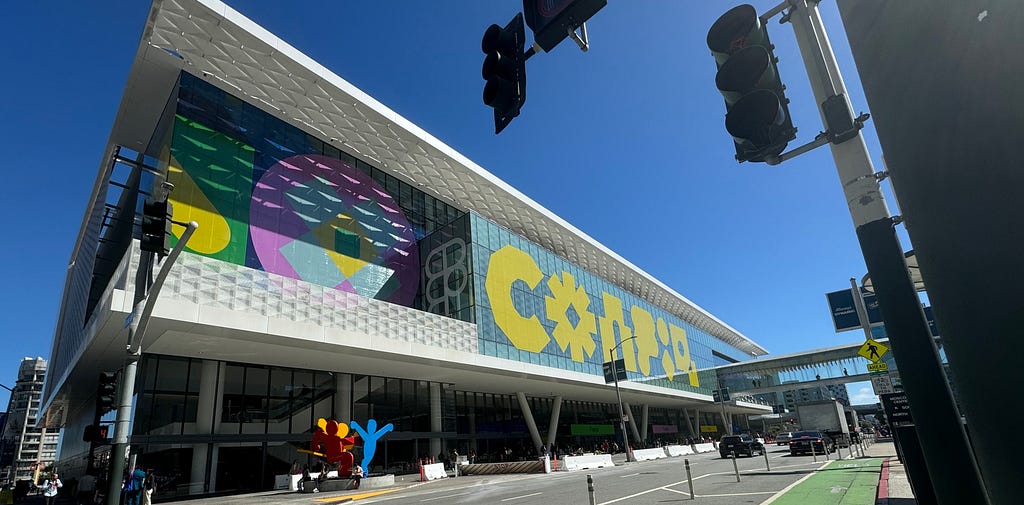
[{"left": 40, "top": 0, "right": 770, "bottom": 497}]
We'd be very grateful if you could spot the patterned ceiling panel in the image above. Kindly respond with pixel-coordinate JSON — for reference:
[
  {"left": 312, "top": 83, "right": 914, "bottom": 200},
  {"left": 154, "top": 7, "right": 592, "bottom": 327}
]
[{"left": 143, "top": 0, "right": 767, "bottom": 355}]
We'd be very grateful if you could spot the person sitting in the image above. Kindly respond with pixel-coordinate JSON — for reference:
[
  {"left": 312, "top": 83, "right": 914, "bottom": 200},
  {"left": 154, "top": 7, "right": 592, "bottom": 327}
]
[{"left": 350, "top": 465, "right": 364, "bottom": 489}]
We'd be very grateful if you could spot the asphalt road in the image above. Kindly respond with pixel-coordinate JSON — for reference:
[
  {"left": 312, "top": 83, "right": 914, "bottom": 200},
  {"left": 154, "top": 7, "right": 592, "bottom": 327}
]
[{"left": 326, "top": 445, "right": 848, "bottom": 505}]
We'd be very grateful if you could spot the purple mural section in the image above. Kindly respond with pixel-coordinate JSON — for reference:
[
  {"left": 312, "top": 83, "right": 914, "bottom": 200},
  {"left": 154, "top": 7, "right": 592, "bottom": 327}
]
[{"left": 249, "top": 154, "right": 419, "bottom": 305}]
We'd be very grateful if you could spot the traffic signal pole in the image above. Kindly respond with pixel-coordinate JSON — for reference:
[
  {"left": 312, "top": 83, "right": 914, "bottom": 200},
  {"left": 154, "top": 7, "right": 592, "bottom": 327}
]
[
  {"left": 782, "top": 1, "right": 988, "bottom": 503},
  {"left": 106, "top": 219, "right": 197, "bottom": 505}
]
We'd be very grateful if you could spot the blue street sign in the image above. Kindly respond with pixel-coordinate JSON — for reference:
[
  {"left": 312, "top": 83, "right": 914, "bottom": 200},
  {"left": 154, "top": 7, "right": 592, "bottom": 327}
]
[{"left": 826, "top": 287, "right": 883, "bottom": 332}]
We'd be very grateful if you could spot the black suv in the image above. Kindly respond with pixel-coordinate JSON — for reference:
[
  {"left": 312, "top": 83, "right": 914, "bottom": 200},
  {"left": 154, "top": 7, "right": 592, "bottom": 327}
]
[
  {"left": 719, "top": 434, "right": 765, "bottom": 458},
  {"left": 788, "top": 430, "right": 836, "bottom": 455}
]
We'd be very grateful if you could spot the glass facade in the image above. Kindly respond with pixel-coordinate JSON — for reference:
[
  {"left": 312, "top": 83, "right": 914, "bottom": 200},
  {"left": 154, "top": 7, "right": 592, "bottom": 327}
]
[
  {"left": 131, "top": 355, "right": 708, "bottom": 496},
  {"left": 170, "top": 72, "right": 472, "bottom": 319},
  {"left": 470, "top": 215, "right": 751, "bottom": 394},
  {"left": 166, "top": 73, "right": 752, "bottom": 392}
]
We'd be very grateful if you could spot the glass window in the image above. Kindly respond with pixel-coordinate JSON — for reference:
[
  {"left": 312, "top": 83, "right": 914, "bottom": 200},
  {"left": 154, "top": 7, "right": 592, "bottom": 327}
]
[{"left": 155, "top": 358, "right": 189, "bottom": 392}]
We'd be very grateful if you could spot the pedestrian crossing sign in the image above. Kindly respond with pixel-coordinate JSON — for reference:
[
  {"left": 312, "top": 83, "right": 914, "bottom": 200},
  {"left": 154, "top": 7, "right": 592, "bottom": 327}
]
[{"left": 857, "top": 338, "right": 888, "bottom": 363}]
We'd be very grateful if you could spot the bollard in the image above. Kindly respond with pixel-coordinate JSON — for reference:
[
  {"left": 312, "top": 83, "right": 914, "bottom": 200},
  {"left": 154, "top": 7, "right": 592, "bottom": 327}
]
[
  {"left": 684, "top": 459, "right": 695, "bottom": 500},
  {"left": 587, "top": 474, "right": 596, "bottom": 505},
  {"left": 731, "top": 451, "right": 740, "bottom": 482},
  {"left": 811, "top": 441, "right": 818, "bottom": 462},
  {"left": 762, "top": 446, "right": 771, "bottom": 471}
]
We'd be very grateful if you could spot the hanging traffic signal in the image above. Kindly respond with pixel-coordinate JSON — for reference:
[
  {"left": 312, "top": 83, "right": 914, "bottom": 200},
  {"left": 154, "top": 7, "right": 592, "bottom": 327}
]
[
  {"left": 482, "top": 13, "right": 527, "bottom": 134},
  {"left": 140, "top": 199, "right": 173, "bottom": 255},
  {"left": 96, "top": 371, "right": 118, "bottom": 418},
  {"left": 523, "top": 0, "right": 607, "bottom": 52},
  {"left": 707, "top": 4, "right": 796, "bottom": 162}
]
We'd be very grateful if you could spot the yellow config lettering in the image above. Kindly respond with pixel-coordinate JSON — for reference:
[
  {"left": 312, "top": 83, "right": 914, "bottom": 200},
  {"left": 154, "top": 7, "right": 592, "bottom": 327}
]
[
  {"left": 657, "top": 318, "right": 676, "bottom": 381},
  {"left": 599, "top": 293, "right": 635, "bottom": 371},
  {"left": 485, "top": 246, "right": 550, "bottom": 353},
  {"left": 630, "top": 306, "right": 659, "bottom": 376},
  {"left": 670, "top": 323, "right": 700, "bottom": 387}
]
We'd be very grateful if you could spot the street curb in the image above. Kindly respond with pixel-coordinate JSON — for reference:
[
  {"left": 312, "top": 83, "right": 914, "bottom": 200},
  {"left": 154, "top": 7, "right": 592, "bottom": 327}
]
[{"left": 876, "top": 457, "right": 891, "bottom": 504}]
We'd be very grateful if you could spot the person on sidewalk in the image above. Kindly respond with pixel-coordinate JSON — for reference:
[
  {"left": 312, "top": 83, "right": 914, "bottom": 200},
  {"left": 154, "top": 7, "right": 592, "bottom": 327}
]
[{"left": 350, "top": 464, "right": 364, "bottom": 489}]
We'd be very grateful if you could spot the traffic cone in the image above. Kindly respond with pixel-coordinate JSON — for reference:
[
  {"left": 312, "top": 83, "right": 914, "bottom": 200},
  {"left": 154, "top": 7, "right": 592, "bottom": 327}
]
[{"left": 419, "top": 460, "right": 426, "bottom": 482}]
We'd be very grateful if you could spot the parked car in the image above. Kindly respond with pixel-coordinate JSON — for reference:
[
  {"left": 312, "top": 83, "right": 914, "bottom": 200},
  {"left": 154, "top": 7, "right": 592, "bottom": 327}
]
[
  {"left": 788, "top": 430, "right": 836, "bottom": 455},
  {"left": 775, "top": 432, "right": 793, "bottom": 446},
  {"left": 719, "top": 434, "right": 765, "bottom": 458}
]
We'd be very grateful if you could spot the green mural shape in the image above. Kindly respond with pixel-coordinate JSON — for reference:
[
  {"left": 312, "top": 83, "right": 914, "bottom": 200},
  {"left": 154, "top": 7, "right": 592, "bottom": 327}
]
[{"left": 168, "top": 115, "right": 254, "bottom": 264}]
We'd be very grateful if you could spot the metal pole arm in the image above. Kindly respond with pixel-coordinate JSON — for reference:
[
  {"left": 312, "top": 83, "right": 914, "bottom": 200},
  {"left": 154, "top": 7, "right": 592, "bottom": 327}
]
[{"left": 127, "top": 221, "right": 198, "bottom": 351}]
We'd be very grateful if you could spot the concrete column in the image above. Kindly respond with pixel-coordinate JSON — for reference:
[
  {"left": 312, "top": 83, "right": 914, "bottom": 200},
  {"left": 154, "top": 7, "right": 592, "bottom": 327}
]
[
  {"left": 682, "top": 408, "right": 696, "bottom": 438},
  {"left": 515, "top": 392, "right": 544, "bottom": 456},
  {"left": 190, "top": 360, "right": 221, "bottom": 494},
  {"left": 623, "top": 402, "right": 641, "bottom": 446},
  {"left": 544, "top": 396, "right": 563, "bottom": 453},
  {"left": 429, "top": 383, "right": 442, "bottom": 459},
  {"left": 693, "top": 410, "right": 701, "bottom": 438},
  {"left": 640, "top": 404, "right": 650, "bottom": 442},
  {"left": 335, "top": 373, "right": 352, "bottom": 422}
]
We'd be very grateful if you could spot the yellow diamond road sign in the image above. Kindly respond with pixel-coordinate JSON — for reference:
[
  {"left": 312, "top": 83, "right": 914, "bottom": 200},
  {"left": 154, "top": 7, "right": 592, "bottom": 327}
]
[{"left": 858, "top": 339, "right": 889, "bottom": 363}]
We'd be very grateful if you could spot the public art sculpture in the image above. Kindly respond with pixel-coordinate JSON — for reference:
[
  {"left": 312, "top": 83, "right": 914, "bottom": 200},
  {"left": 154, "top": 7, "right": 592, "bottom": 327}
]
[
  {"left": 350, "top": 419, "right": 394, "bottom": 470},
  {"left": 302, "top": 418, "right": 394, "bottom": 478}
]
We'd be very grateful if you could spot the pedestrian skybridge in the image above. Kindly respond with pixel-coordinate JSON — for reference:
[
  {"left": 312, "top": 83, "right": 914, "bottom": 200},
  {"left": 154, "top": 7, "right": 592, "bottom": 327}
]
[{"left": 714, "top": 338, "right": 895, "bottom": 401}]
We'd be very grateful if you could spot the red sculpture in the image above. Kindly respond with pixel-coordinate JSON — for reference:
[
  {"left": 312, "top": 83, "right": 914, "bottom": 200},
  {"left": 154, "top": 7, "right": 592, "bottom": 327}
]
[{"left": 310, "top": 418, "right": 358, "bottom": 477}]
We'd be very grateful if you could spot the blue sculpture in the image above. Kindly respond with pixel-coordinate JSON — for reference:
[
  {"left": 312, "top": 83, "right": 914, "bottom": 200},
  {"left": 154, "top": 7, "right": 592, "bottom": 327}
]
[{"left": 349, "top": 419, "right": 394, "bottom": 470}]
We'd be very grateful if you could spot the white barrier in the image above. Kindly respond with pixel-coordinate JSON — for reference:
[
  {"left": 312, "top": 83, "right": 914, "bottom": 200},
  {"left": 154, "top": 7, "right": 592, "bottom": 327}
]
[
  {"left": 632, "top": 448, "right": 669, "bottom": 461},
  {"left": 665, "top": 445, "right": 695, "bottom": 457},
  {"left": 693, "top": 443, "right": 717, "bottom": 453},
  {"left": 562, "top": 454, "right": 615, "bottom": 471},
  {"left": 421, "top": 462, "right": 448, "bottom": 481}
]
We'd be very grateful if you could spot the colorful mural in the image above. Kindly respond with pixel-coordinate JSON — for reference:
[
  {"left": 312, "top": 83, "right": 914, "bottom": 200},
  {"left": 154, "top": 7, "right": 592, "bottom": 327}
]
[
  {"left": 481, "top": 243, "right": 701, "bottom": 387},
  {"left": 167, "top": 116, "right": 420, "bottom": 305}
]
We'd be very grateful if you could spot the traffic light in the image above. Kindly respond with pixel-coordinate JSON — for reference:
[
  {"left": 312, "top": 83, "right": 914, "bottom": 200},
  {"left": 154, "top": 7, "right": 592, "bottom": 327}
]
[
  {"left": 96, "top": 371, "right": 117, "bottom": 418},
  {"left": 523, "top": 0, "right": 607, "bottom": 52},
  {"left": 140, "top": 199, "right": 173, "bottom": 255},
  {"left": 707, "top": 4, "right": 796, "bottom": 162},
  {"left": 482, "top": 13, "right": 527, "bottom": 134},
  {"left": 82, "top": 424, "right": 109, "bottom": 443}
]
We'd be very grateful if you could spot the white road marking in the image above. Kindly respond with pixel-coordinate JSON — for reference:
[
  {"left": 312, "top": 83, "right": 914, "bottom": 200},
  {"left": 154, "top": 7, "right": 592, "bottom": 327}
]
[
  {"left": 500, "top": 492, "right": 542, "bottom": 502},
  {"left": 619, "top": 472, "right": 641, "bottom": 478},
  {"left": 420, "top": 492, "right": 472, "bottom": 502}
]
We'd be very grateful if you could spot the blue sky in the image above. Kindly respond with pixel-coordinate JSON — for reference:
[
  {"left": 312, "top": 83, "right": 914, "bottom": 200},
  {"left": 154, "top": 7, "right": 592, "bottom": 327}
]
[{"left": 0, "top": 1, "right": 900, "bottom": 408}]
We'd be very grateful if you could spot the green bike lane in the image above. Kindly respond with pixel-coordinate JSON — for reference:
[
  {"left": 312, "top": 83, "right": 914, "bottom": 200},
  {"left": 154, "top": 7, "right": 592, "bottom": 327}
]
[{"left": 765, "top": 457, "right": 883, "bottom": 505}]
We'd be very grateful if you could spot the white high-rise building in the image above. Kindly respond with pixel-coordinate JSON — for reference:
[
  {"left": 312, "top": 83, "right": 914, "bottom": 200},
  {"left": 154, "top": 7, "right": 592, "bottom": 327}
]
[{"left": 0, "top": 357, "right": 59, "bottom": 484}]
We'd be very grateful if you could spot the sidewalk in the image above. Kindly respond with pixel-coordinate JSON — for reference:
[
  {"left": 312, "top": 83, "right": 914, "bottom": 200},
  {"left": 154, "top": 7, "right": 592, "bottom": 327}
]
[{"left": 765, "top": 439, "right": 916, "bottom": 505}]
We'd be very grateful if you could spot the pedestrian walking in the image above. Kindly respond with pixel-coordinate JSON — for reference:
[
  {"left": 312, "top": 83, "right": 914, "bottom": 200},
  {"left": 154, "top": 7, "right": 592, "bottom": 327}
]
[
  {"left": 140, "top": 470, "right": 156, "bottom": 505},
  {"left": 42, "top": 472, "right": 63, "bottom": 505}
]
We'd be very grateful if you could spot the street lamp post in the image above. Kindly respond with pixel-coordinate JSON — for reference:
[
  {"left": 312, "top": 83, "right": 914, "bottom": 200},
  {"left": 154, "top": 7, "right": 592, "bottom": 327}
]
[{"left": 610, "top": 336, "right": 637, "bottom": 462}]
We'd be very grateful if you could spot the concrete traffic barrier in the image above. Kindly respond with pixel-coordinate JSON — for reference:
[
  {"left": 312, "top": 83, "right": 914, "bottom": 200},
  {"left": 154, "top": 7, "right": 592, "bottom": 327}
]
[
  {"left": 693, "top": 443, "right": 717, "bottom": 453},
  {"left": 666, "top": 445, "right": 695, "bottom": 457},
  {"left": 633, "top": 448, "right": 669, "bottom": 461},
  {"left": 562, "top": 454, "right": 615, "bottom": 471}
]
